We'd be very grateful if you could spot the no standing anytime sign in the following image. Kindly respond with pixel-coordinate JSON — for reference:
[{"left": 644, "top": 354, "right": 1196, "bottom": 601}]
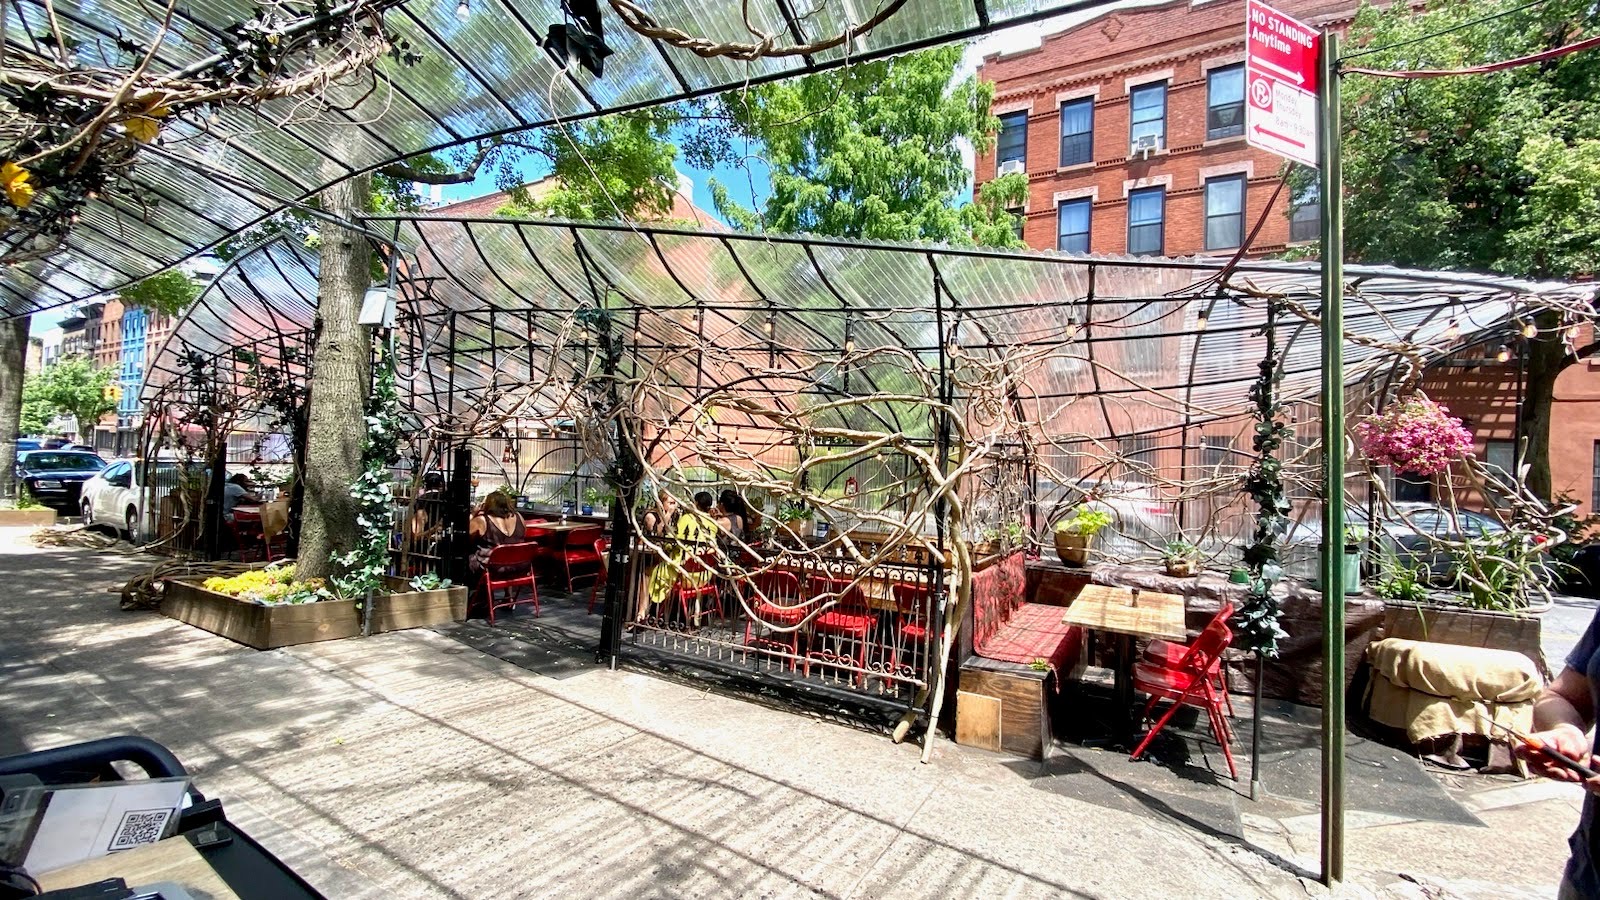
[{"left": 1245, "top": 0, "right": 1320, "bottom": 168}]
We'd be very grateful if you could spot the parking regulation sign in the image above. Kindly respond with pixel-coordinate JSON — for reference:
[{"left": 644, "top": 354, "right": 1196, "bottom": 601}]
[{"left": 1245, "top": 0, "right": 1320, "bottom": 168}]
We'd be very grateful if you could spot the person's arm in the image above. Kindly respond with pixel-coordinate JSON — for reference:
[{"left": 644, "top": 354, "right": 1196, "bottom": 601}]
[
  {"left": 468, "top": 514, "right": 487, "bottom": 539},
  {"left": 1523, "top": 668, "right": 1600, "bottom": 788}
]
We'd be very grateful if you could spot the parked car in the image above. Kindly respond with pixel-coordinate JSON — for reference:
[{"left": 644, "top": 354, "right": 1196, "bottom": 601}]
[
  {"left": 14, "top": 438, "right": 41, "bottom": 454},
  {"left": 80, "top": 458, "right": 200, "bottom": 543},
  {"left": 1039, "top": 477, "right": 1176, "bottom": 558},
  {"left": 14, "top": 450, "right": 106, "bottom": 512},
  {"left": 1281, "top": 502, "right": 1506, "bottom": 581}
]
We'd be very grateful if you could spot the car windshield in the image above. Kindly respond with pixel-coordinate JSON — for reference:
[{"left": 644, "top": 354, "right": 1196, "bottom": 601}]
[{"left": 22, "top": 452, "right": 105, "bottom": 472}]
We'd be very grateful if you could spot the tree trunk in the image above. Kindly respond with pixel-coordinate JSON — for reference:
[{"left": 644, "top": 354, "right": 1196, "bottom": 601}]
[
  {"left": 0, "top": 314, "right": 29, "bottom": 501},
  {"left": 295, "top": 174, "right": 373, "bottom": 579},
  {"left": 1520, "top": 310, "right": 1565, "bottom": 505}
]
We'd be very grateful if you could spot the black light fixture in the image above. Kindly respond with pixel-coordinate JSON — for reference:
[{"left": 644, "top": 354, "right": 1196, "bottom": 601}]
[
  {"left": 545, "top": 0, "right": 612, "bottom": 78},
  {"left": 1496, "top": 343, "right": 1512, "bottom": 363}
]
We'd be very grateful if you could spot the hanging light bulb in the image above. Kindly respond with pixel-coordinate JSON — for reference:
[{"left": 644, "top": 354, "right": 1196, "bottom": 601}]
[
  {"left": 1521, "top": 320, "right": 1539, "bottom": 339},
  {"left": 1195, "top": 309, "right": 1209, "bottom": 332},
  {"left": 1496, "top": 344, "right": 1512, "bottom": 363},
  {"left": 1566, "top": 323, "right": 1581, "bottom": 344},
  {"left": 455, "top": 0, "right": 470, "bottom": 21},
  {"left": 1063, "top": 321, "right": 1079, "bottom": 341},
  {"left": 763, "top": 315, "right": 775, "bottom": 338},
  {"left": 1442, "top": 319, "right": 1461, "bottom": 341},
  {"left": 844, "top": 337, "right": 856, "bottom": 353}
]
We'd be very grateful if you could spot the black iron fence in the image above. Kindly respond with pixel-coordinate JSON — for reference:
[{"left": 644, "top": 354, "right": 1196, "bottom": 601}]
[{"left": 621, "top": 534, "right": 943, "bottom": 704}]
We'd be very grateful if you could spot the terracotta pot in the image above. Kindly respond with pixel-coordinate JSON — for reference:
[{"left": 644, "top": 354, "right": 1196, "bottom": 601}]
[
  {"left": 1054, "top": 530, "right": 1091, "bottom": 566},
  {"left": 1165, "top": 559, "right": 1197, "bottom": 578}
]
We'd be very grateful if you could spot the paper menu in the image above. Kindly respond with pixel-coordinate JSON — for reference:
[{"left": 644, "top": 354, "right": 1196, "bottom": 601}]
[{"left": 19, "top": 778, "right": 189, "bottom": 874}]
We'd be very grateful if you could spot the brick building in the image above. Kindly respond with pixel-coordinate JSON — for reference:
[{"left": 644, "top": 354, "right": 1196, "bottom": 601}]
[{"left": 975, "top": 0, "right": 1356, "bottom": 257}]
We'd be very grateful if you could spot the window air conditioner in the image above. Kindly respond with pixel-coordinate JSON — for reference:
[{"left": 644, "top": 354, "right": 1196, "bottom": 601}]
[
  {"left": 1131, "top": 134, "right": 1161, "bottom": 159},
  {"left": 998, "top": 159, "right": 1025, "bottom": 176}
]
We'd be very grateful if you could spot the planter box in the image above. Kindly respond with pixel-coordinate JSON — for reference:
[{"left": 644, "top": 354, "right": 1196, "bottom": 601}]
[
  {"left": 0, "top": 509, "right": 56, "bottom": 527},
  {"left": 163, "top": 580, "right": 359, "bottom": 650},
  {"left": 371, "top": 577, "right": 468, "bottom": 634},
  {"left": 1381, "top": 601, "right": 1550, "bottom": 678},
  {"left": 163, "top": 578, "right": 468, "bottom": 650}
]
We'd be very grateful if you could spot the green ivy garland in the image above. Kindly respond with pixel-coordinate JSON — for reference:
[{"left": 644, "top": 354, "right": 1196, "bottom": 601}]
[
  {"left": 332, "top": 339, "right": 401, "bottom": 600},
  {"left": 1235, "top": 298, "right": 1291, "bottom": 657}
]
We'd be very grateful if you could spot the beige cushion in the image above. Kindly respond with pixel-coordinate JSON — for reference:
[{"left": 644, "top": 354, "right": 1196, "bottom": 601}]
[{"left": 1367, "top": 637, "right": 1542, "bottom": 704}]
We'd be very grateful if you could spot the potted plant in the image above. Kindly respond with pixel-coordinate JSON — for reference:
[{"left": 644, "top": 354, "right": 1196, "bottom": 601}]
[
  {"left": 1342, "top": 525, "right": 1366, "bottom": 595},
  {"left": 1164, "top": 539, "right": 1200, "bottom": 577},
  {"left": 582, "top": 485, "right": 615, "bottom": 516},
  {"left": 1053, "top": 508, "right": 1113, "bottom": 567},
  {"left": 775, "top": 498, "right": 812, "bottom": 542}
]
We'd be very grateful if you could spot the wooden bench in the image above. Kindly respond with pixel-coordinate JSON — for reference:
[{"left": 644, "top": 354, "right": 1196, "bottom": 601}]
[{"left": 955, "top": 551, "right": 1084, "bottom": 759}]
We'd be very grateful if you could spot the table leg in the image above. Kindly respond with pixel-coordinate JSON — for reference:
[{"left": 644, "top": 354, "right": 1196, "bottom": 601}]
[{"left": 1113, "top": 633, "right": 1136, "bottom": 745}]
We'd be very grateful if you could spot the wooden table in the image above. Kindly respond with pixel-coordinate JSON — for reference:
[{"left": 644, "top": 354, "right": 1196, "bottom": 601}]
[{"left": 1062, "top": 585, "right": 1187, "bottom": 742}]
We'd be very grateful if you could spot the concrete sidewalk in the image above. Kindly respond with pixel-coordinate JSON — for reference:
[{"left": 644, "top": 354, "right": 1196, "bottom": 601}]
[{"left": 0, "top": 528, "right": 1578, "bottom": 898}]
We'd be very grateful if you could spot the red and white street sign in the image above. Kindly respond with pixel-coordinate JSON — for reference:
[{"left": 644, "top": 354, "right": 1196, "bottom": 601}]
[{"left": 1245, "top": 0, "right": 1320, "bottom": 168}]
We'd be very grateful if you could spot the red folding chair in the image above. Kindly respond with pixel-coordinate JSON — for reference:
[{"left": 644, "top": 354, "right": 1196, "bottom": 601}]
[
  {"left": 743, "top": 570, "right": 807, "bottom": 668},
  {"left": 586, "top": 537, "right": 610, "bottom": 614},
  {"left": 229, "top": 509, "right": 266, "bottom": 562},
  {"left": 480, "top": 541, "right": 541, "bottom": 625},
  {"left": 889, "top": 582, "right": 932, "bottom": 674},
  {"left": 805, "top": 575, "right": 876, "bottom": 685},
  {"left": 1142, "top": 601, "right": 1236, "bottom": 717},
  {"left": 559, "top": 526, "right": 604, "bottom": 592},
  {"left": 1129, "top": 618, "right": 1237, "bottom": 780},
  {"left": 674, "top": 551, "right": 723, "bottom": 628}
]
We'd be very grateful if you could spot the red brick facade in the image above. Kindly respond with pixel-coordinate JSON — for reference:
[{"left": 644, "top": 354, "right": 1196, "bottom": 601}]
[{"left": 975, "top": 0, "right": 1358, "bottom": 257}]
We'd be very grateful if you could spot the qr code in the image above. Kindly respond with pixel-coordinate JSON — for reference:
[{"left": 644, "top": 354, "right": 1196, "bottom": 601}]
[{"left": 108, "top": 808, "right": 172, "bottom": 851}]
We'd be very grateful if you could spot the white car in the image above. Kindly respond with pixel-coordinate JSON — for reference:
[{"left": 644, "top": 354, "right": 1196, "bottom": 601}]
[{"left": 80, "top": 458, "right": 199, "bottom": 543}]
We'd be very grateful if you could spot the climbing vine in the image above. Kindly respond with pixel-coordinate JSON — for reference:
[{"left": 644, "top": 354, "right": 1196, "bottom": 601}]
[
  {"left": 1235, "top": 299, "right": 1291, "bottom": 657},
  {"left": 332, "top": 339, "right": 401, "bottom": 599}
]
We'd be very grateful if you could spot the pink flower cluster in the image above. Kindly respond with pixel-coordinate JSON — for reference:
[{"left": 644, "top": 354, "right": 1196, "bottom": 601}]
[{"left": 1355, "top": 397, "right": 1474, "bottom": 476}]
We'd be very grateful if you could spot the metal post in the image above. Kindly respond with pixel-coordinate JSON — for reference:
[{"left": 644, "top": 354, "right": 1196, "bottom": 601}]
[{"left": 1317, "top": 27, "right": 1346, "bottom": 889}]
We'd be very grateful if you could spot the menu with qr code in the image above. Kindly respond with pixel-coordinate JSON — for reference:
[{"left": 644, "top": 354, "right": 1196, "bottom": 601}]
[{"left": 14, "top": 778, "right": 189, "bottom": 874}]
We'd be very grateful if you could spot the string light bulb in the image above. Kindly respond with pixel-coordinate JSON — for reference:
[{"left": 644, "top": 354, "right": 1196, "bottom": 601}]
[
  {"left": 1521, "top": 320, "right": 1539, "bottom": 339},
  {"left": 1195, "top": 309, "right": 1209, "bottom": 332},
  {"left": 763, "top": 315, "right": 775, "bottom": 337},
  {"left": 1442, "top": 319, "right": 1461, "bottom": 341},
  {"left": 1496, "top": 344, "right": 1511, "bottom": 364},
  {"left": 1566, "top": 323, "right": 1581, "bottom": 343},
  {"left": 455, "top": 0, "right": 470, "bottom": 21},
  {"left": 844, "top": 337, "right": 856, "bottom": 353}
]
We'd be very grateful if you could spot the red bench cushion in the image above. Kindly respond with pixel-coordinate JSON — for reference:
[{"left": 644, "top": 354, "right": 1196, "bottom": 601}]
[{"left": 975, "top": 602, "right": 1082, "bottom": 680}]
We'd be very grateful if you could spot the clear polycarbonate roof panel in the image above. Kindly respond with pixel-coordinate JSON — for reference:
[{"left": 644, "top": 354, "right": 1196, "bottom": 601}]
[
  {"left": 146, "top": 217, "right": 1591, "bottom": 445},
  {"left": 1, "top": 0, "right": 1111, "bottom": 317}
]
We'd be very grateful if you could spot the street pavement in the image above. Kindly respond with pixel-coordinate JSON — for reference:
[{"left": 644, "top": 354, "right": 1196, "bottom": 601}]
[{"left": 0, "top": 526, "right": 1583, "bottom": 899}]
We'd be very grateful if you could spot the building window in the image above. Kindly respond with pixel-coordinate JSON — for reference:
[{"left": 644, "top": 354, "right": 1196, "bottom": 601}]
[
  {"left": 1057, "top": 198, "right": 1091, "bottom": 253},
  {"left": 1007, "top": 204, "right": 1025, "bottom": 242},
  {"left": 1120, "top": 434, "right": 1156, "bottom": 483},
  {"left": 1593, "top": 441, "right": 1600, "bottom": 510},
  {"left": 997, "top": 111, "right": 1028, "bottom": 174},
  {"left": 1202, "top": 435, "right": 1234, "bottom": 471},
  {"left": 1207, "top": 64, "right": 1245, "bottom": 139},
  {"left": 1290, "top": 180, "right": 1320, "bottom": 243},
  {"left": 1204, "top": 175, "right": 1246, "bottom": 250},
  {"left": 1129, "top": 82, "right": 1166, "bottom": 150},
  {"left": 1059, "top": 98, "right": 1093, "bottom": 167},
  {"left": 1127, "top": 186, "right": 1165, "bottom": 255}
]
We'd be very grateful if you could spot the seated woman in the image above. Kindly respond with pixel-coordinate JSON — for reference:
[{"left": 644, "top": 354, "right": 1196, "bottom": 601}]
[
  {"left": 641, "top": 489, "right": 679, "bottom": 536},
  {"left": 639, "top": 492, "right": 718, "bottom": 624},
  {"left": 466, "top": 491, "right": 528, "bottom": 588}
]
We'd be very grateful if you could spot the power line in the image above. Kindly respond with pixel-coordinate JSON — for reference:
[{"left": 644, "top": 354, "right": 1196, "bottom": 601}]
[
  {"left": 1345, "top": 31, "right": 1600, "bottom": 78},
  {"left": 1339, "top": 0, "right": 1555, "bottom": 62}
]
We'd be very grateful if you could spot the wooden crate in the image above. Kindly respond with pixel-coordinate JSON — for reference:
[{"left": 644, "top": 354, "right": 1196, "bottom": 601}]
[
  {"left": 957, "top": 657, "right": 1052, "bottom": 759},
  {"left": 163, "top": 580, "right": 359, "bottom": 650}
]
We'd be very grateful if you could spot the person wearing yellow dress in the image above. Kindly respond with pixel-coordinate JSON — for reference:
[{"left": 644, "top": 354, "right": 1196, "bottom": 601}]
[{"left": 640, "top": 491, "right": 719, "bottom": 621}]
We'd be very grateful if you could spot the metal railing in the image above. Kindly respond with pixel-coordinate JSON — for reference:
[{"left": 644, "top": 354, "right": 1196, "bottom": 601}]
[{"left": 621, "top": 534, "right": 942, "bottom": 704}]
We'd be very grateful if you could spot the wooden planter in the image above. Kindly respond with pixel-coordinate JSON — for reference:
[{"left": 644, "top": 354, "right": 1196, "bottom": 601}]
[
  {"left": 371, "top": 577, "right": 468, "bottom": 634},
  {"left": 1381, "top": 599, "right": 1551, "bottom": 677},
  {"left": 163, "top": 578, "right": 468, "bottom": 650}
]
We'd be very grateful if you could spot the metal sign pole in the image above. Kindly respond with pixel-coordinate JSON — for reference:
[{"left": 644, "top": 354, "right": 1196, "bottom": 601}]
[{"left": 1317, "top": 27, "right": 1346, "bottom": 889}]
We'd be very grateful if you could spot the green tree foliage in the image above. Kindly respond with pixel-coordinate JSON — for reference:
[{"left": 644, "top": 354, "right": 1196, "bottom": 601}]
[
  {"left": 21, "top": 356, "right": 114, "bottom": 435},
  {"left": 118, "top": 270, "right": 201, "bottom": 317},
  {"left": 499, "top": 113, "right": 683, "bottom": 220},
  {"left": 710, "top": 46, "right": 1023, "bottom": 246},
  {"left": 1333, "top": 0, "right": 1600, "bottom": 278}
]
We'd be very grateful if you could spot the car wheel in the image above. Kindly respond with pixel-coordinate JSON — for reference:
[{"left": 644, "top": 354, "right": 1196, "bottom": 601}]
[{"left": 125, "top": 507, "right": 142, "bottom": 545}]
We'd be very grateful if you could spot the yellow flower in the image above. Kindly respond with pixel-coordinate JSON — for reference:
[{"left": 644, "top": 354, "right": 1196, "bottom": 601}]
[{"left": 2, "top": 162, "right": 35, "bottom": 208}]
